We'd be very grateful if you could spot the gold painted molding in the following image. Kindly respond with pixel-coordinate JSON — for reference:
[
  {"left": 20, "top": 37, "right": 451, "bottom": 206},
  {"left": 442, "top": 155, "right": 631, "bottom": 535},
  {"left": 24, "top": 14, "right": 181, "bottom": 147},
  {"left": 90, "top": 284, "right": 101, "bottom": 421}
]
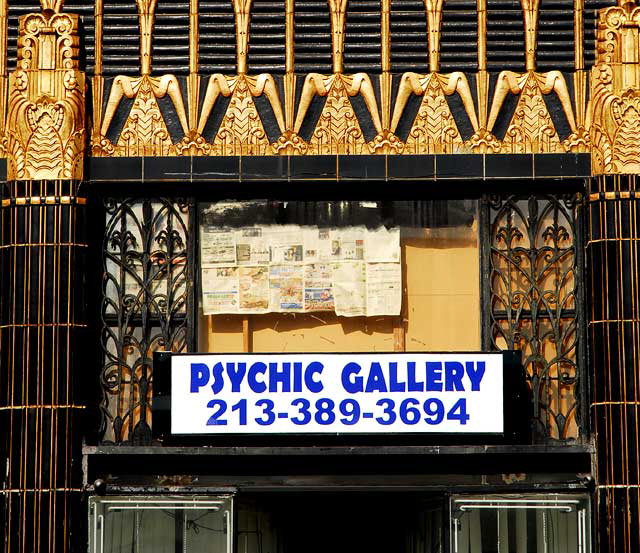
[{"left": 5, "top": 7, "right": 85, "bottom": 180}]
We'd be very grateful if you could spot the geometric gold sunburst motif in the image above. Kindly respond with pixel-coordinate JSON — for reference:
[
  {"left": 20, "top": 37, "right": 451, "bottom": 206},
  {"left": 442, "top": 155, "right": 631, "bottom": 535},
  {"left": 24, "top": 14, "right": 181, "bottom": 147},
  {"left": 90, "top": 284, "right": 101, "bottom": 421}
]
[
  {"left": 114, "top": 76, "right": 177, "bottom": 157},
  {"left": 212, "top": 77, "right": 270, "bottom": 156},
  {"left": 93, "top": 0, "right": 190, "bottom": 157},
  {"left": 192, "top": 0, "right": 287, "bottom": 155},
  {"left": 197, "top": 74, "right": 281, "bottom": 156},
  {"left": 501, "top": 72, "right": 563, "bottom": 153},
  {"left": 301, "top": 73, "right": 371, "bottom": 155},
  {"left": 406, "top": 74, "right": 464, "bottom": 154},
  {"left": 487, "top": 71, "right": 577, "bottom": 154}
]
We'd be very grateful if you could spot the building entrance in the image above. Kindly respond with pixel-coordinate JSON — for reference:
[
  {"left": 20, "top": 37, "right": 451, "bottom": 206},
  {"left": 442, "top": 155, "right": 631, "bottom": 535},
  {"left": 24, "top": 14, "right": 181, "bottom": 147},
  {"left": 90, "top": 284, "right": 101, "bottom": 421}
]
[{"left": 89, "top": 492, "right": 590, "bottom": 553}]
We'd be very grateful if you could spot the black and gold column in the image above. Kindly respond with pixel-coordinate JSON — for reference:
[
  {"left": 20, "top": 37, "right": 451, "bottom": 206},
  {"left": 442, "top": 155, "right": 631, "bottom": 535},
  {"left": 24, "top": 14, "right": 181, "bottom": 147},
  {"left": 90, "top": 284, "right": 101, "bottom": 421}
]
[
  {"left": 587, "top": 176, "right": 640, "bottom": 553},
  {"left": 0, "top": 2, "right": 86, "bottom": 553},
  {"left": 587, "top": 3, "right": 640, "bottom": 551}
]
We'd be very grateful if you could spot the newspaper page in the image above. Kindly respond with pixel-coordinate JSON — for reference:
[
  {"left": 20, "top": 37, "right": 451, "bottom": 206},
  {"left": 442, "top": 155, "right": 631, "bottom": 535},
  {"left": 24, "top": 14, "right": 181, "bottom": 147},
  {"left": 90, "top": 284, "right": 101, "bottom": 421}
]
[
  {"left": 200, "top": 227, "right": 236, "bottom": 265},
  {"left": 365, "top": 226, "right": 401, "bottom": 262},
  {"left": 202, "top": 267, "right": 239, "bottom": 314},
  {"left": 303, "top": 227, "right": 332, "bottom": 262},
  {"left": 270, "top": 226, "right": 304, "bottom": 264},
  {"left": 330, "top": 228, "right": 365, "bottom": 261},
  {"left": 200, "top": 223, "right": 402, "bottom": 317},
  {"left": 304, "top": 263, "right": 334, "bottom": 312},
  {"left": 239, "top": 266, "right": 269, "bottom": 312},
  {"left": 365, "top": 262, "right": 402, "bottom": 316},
  {"left": 333, "top": 262, "right": 366, "bottom": 317},
  {"left": 269, "top": 265, "right": 304, "bottom": 311},
  {"left": 235, "top": 227, "right": 270, "bottom": 265}
]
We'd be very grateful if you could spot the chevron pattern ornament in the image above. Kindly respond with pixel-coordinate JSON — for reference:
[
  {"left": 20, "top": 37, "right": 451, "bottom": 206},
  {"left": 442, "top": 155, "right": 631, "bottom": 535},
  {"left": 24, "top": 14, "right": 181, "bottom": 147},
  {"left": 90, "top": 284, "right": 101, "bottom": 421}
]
[
  {"left": 308, "top": 74, "right": 368, "bottom": 155},
  {"left": 501, "top": 73, "right": 563, "bottom": 154},
  {"left": 212, "top": 75, "right": 270, "bottom": 156},
  {"left": 114, "top": 76, "right": 175, "bottom": 157},
  {"left": 404, "top": 73, "right": 464, "bottom": 155}
]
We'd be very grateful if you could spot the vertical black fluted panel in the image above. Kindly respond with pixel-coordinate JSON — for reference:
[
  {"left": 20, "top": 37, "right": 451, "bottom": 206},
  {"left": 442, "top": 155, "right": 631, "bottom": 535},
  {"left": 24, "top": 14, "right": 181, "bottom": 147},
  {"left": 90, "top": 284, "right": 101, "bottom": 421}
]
[
  {"left": 587, "top": 175, "right": 640, "bottom": 553},
  {"left": 0, "top": 180, "right": 86, "bottom": 553}
]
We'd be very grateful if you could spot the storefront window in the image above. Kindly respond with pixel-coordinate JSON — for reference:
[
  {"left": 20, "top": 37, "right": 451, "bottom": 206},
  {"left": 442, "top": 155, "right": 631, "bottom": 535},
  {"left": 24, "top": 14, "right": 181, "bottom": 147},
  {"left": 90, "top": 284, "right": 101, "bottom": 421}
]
[
  {"left": 451, "top": 495, "right": 590, "bottom": 553},
  {"left": 197, "top": 200, "right": 480, "bottom": 353},
  {"left": 88, "top": 496, "right": 233, "bottom": 553}
]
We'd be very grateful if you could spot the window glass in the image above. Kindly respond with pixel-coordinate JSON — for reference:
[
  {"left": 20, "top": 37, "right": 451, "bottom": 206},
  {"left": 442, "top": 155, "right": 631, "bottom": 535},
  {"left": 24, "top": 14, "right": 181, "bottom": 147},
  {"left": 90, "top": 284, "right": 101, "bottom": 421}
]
[
  {"left": 451, "top": 495, "right": 590, "bottom": 553},
  {"left": 197, "top": 200, "right": 479, "bottom": 353},
  {"left": 89, "top": 496, "right": 233, "bottom": 553}
]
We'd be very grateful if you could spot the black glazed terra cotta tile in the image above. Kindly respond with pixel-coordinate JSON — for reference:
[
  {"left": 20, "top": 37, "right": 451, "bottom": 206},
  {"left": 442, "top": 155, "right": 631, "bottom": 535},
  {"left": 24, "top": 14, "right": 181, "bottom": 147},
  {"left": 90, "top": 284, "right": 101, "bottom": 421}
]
[
  {"left": 387, "top": 155, "right": 435, "bottom": 179},
  {"left": 143, "top": 156, "right": 191, "bottom": 181},
  {"left": 485, "top": 154, "right": 533, "bottom": 178},
  {"left": 338, "top": 155, "right": 385, "bottom": 179},
  {"left": 192, "top": 156, "right": 240, "bottom": 180},
  {"left": 576, "top": 153, "right": 591, "bottom": 177},
  {"left": 0, "top": 159, "right": 7, "bottom": 181},
  {"left": 435, "top": 154, "right": 483, "bottom": 178},
  {"left": 241, "top": 155, "right": 288, "bottom": 180},
  {"left": 290, "top": 155, "right": 337, "bottom": 179},
  {"left": 533, "top": 153, "right": 576, "bottom": 177},
  {"left": 89, "top": 157, "right": 142, "bottom": 182}
]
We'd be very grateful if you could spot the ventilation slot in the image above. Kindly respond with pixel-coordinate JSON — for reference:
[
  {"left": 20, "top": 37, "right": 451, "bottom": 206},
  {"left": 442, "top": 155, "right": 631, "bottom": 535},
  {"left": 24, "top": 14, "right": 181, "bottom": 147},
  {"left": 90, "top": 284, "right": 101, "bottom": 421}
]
[
  {"left": 537, "top": 0, "right": 574, "bottom": 71},
  {"left": 199, "top": 0, "right": 236, "bottom": 73},
  {"left": 102, "top": 0, "right": 189, "bottom": 76},
  {"left": 486, "top": 0, "right": 526, "bottom": 71},
  {"left": 152, "top": 0, "right": 189, "bottom": 75},
  {"left": 249, "top": 0, "right": 286, "bottom": 74},
  {"left": 102, "top": 0, "right": 140, "bottom": 75},
  {"left": 343, "top": 0, "right": 381, "bottom": 73},
  {"left": 294, "top": 0, "right": 332, "bottom": 74},
  {"left": 440, "top": 0, "right": 478, "bottom": 72},
  {"left": 390, "top": 0, "right": 428, "bottom": 74}
]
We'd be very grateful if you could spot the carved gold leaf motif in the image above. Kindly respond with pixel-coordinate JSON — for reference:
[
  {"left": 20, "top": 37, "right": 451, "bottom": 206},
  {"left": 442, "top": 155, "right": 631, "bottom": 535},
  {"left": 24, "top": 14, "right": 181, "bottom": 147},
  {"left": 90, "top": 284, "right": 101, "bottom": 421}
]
[
  {"left": 403, "top": 74, "right": 463, "bottom": 154},
  {"left": 501, "top": 72, "right": 562, "bottom": 154},
  {"left": 485, "top": 71, "right": 577, "bottom": 155},
  {"left": 5, "top": 9, "right": 85, "bottom": 180},
  {"left": 113, "top": 76, "right": 175, "bottom": 157},
  {"left": 307, "top": 74, "right": 368, "bottom": 155},
  {"left": 590, "top": 0, "right": 640, "bottom": 174},
  {"left": 212, "top": 75, "right": 270, "bottom": 156}
]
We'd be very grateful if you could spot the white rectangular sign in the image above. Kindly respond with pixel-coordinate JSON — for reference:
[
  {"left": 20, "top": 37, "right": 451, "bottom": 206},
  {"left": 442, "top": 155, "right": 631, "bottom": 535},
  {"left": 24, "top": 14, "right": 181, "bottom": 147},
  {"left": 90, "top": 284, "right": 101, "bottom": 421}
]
[{"left": 170, "top": 353, "right": 504, "bottom": 434}]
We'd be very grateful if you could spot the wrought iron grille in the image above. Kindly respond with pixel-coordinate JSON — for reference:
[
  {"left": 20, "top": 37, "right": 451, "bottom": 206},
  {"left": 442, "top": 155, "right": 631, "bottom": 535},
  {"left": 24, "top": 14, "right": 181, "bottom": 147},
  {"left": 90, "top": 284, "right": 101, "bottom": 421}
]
[
  {"left": 482, "top": 195, "right": 585, "bottom": 442},
  {"left": 99, "top": 198, "right": 194, "bottom": 444}
]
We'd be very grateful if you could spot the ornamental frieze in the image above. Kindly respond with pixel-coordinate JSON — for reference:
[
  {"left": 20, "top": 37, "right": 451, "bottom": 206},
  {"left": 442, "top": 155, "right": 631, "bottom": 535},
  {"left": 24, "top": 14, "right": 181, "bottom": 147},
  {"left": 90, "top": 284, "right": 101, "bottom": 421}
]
[{"left": 2, "top": 0, "right": 640, "bottom": 175}]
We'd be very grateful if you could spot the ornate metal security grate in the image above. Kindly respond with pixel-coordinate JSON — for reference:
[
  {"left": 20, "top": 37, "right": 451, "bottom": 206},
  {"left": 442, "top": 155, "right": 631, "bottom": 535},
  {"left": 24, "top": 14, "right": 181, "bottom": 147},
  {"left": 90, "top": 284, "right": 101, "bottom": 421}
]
[
  {"left": 99, "top": 198, "right": 194, "bottom": 444},
  {"left": 482, "top": 195, "right": 585, "bottom": 442}
]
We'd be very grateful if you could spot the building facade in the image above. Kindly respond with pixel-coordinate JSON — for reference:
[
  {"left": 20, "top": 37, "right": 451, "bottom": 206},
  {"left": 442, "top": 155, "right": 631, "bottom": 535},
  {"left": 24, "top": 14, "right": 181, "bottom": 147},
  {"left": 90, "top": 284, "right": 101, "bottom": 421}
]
[{"left": 0, "top": 0, "right": 639, "bottom": 551}]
